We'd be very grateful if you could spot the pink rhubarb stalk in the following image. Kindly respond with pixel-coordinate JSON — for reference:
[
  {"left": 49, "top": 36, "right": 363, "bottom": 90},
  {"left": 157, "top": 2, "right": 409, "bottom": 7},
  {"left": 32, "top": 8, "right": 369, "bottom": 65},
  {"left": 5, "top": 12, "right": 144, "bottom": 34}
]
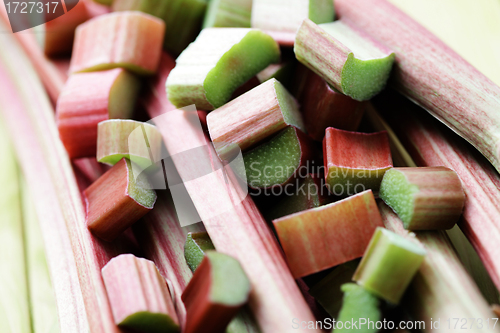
[
  {"left": 335, "top": 0, "right": 500, "bottom": 173},
  {"left": 144, "top": 53, "right": 320, "bottom": 332},
  {"left": 102, "top": 254, "right": 180, "bottom": 332},
  {"left": 273, "top": 190, "right": 384, "bottom": 278},
  {"left": 70, "top": 11, "right": 165, "bottom": 75}
]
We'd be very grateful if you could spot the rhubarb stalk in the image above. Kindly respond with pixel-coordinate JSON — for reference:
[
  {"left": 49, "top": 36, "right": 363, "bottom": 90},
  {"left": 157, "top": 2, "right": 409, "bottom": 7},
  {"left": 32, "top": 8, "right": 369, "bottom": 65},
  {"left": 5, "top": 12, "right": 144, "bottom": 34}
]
[
  {"left": 335, "top": 0, "right": 500, "bottom": 173},
  {"left": 203, "top": 0, "right": 252, "bottom": 28},
  {"left": 273, "top": 190, "right": 384, "bottom": 278}
]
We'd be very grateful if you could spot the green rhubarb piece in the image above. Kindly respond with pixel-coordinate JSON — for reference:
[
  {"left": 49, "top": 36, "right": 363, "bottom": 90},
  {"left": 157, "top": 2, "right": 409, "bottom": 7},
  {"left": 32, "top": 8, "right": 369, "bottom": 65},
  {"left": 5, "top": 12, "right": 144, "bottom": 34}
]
[
  {"left": 206, "top": 251, "right": 251, "bottom": 305},
  {"left": 240, "top": 127, "right": 302, "bottom": 188},
  {"left": 97, "top": 120, "right": 162, "bottom": 171},
  {"left": 120, "top": 312, "right": 179, "bottom": 333},
  {"left": 184, "top": 232, "right": 216, "bottom": 272},
  {"left": 108, "top": 69, "right": 141, "bottom": 119},
  {"left": 166, "top": 28, "right": 280, "bottom": 110},
  {"left": 203, "top": 0, "right": 252, "bottom": 28},
  {"left": 335, "top": 283, "right": 381, "bottom": 333},
  {"left": 308, "top": 260, "right": 358, "bottom": 318},
  {"left": 126, "top": 159, "right": 156, "bottom": 208},
  {"left": 379, "top": 167, "right": 465, "bottom": 230},
  {"left": 0, "top": 119, "right": 30, "bottom": 333},
  {"left": 353, "top": 227, "right": 426, "bottom": 304}
]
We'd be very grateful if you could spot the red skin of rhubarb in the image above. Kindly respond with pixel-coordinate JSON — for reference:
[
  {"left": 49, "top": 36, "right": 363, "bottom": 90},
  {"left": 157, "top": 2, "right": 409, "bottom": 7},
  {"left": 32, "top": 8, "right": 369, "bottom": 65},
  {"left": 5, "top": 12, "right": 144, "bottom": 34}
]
[
  {"left": 296, "top": 66, "right": 365, "bottom": 141},
  {"left": 143, "top": 54, "right": 319, "bottom": 332},
  {"left": 0, "top": 27, "right": 135, "bottom": 333},
  {"left": 273, "top": 190, "right": 384, "bottom": 278},
  {"left": 181, "top": 256, "right": 244, "bottom": 333},
  {"left": 335, "top": 0, "right": 500, "bottom": 173},
  {"left": 84, "top": 158, "right": 155, "bottom": 242},
  {"left": 56, "top": 68, "right": 128, "bottom": 159},
  {"left": 375, "top": 92, "right": 500, "bottom": 291},
  {"left": 323, "top": 127, "right": 392, "bottom": 193},
  {"left": 43, "top": 1, "right": 90, "bottom": 57},
  {"left": 102, "top": 254, "right": 179, "bottom": 329},
  {"left": 70, "top": 12, "right": 165, "bottom": 74}
]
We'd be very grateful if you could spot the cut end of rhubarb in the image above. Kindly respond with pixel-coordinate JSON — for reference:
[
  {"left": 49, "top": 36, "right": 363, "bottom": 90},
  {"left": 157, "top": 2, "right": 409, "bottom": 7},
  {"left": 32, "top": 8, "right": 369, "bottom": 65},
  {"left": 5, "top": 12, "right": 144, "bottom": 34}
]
[
  {"left": 203, "top": 0, "right": 252, "bottom": 28},
  {"left": 108, "top": 71, "right": 141, "bottom": 119},
  {"left": 120, "top": 311, "right": 180, "bottom": 333},
  {"left": 353, "top": 227, "right": 426, "bottom": 304},
  {"left": 336, "top": 283, "right": 381, "bottom": 333},
  {"left": 184, "top": 232, "right": 216, "bottom": 272},
  {"left": 127, "top": 159, "right": 156, "bottom": 209},
  {"left": 207, "top": 251, "right": 251, "bottom": 306},
  {"left": 379, "top": 167, "right": 465, "bottom": 230}
]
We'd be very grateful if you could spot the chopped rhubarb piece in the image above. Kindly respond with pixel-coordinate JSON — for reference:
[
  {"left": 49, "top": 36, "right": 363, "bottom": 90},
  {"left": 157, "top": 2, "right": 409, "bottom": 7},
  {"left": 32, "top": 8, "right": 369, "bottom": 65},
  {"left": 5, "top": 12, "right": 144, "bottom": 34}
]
[
  {"left": 261, "top": 173, "right": 331, "bottom": 222},
  {"left": 182, "top": 251, "right": 251, "bottom": 333},
  {"left": 184, "top": 232, "right": 216, "bottom": 272},
  {"left": 379, "top": 167, "right": 465, "bottom": 231},
  {"left": 84, "top": 158, "right": 156, "bottom": 242},
  {"left": 273, "top": 190, "right": 384, "bottom": 278},
  {"left": 256, "top": 62, "right": 295, "bottom": 91},
  {"left": 203, "top": 0, "right": 252, "bottom": 28},
  {"left": 336, "top": 0, "right": 500, "bottom": 174},
  {"left": 353, "top": 227, "right": 426, "bottom": 304},
  {"left": 37, "top": 1, "right": 90, "bottom": 57},
  {"left": 251, "top": 0, "right": 334, "bottom": 43},
  {"left": 166, "top": 28, "right": 280, "bottom": 110},
  {"left": 207, "top": 78, "right": 305, "bottom": 161},
  {"left": 102, "top": 254, "right": 180, "bottom": 333},
  {"left": 70, "top": 12, "right": 165, "bottom": 75},
  {"left": 308, "top": 260, "right": 358, "bottom": 318},
  {"left": 323, "top": 127, "right": 392, "bottom": 195},
  {"left": 294, "top": 19, "right": 395, "bottom": 101},
  {"left": 336, "top": 283, "right": 381, "bottom": 333},
  {"left": 56, "top": 68, "right": 140, "bottom": 159},
  {"left": 239, "top": 127, "right": 314, "bottom": 189},
  {"left": 296, "top": 66, "right": 365, "bottom": 141},
  {"left": 97, "top": 119, "right": 162, "bottom": 170}
]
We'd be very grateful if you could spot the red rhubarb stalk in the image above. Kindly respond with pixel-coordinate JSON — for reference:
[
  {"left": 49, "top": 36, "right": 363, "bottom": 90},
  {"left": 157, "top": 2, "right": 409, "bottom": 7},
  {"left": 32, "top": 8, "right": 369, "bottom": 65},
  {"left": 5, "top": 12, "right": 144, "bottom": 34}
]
[{"left": 335, "top": 0, "right": 500, "bottom": 173}]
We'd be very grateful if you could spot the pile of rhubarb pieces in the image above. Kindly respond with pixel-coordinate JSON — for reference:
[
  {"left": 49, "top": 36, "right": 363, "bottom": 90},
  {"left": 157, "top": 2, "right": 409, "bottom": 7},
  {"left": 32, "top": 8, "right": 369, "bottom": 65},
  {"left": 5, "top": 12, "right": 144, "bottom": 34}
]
[{"left": 1, "top": 0, "right": 500, "bottom": 332}]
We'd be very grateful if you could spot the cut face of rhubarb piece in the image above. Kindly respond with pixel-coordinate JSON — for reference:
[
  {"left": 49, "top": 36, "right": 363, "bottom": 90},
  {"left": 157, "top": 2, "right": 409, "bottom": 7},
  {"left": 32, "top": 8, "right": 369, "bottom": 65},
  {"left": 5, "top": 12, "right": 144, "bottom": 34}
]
[
  {"left": 251, "top": 0, "right": 334, "bottom": 39},
  {"left": 203, "top": 0, "right": 252, "bottom": 28},
  {"left": 184, "top": 232, "right": 216, "bottom": 272},
  {"left": 240, "top": 127, "right": 313, "bottom": 189},
  {"left": 84, "top": 158, "right": 156, "bottom": 242},
  {"left": 296, "top": 66, "right": 365, "bottom": 141},
  {"left": 308, "top": 260, "right": 358, "bottom": 318},
  {"left": 323, "top": 127, "right": 392, "bottom": 195},
  {"left": 102, "top": 254, "right": 180, "bottom": 333},
  {"left": 56, "top": 68, "right": 140, "bottom": 159},
  {"left": 166, "top": 28, "right": 280, "bottom": 110},
  {"left": 353, "top": 227, "right": 426, "bottom": 304},
  {"left": 261, "top": 174, "right": 331, "bottom": 222},
  {"left": 336, "top": 283, "right": 381, "bottom": 333},
  {"left": 294, "top": 19, "right": 395, "bottom": 101},
  {"left": 379, "top": 167, "right": 465, "bottom": 231},
  {"left": 182, "top": 251, "right": 251, "bottom": 333},
  {"left": 70, "top": 12, "right": 165, "bottom": 75},
  {"left": 273, "top": 190, "right": 384, "bottom": 278},
  {"left": 97, "top": 119, "right": 162, "bottom": 170},
  {"left": 207, "top": 78, "right": 305, "bottom": 161}
]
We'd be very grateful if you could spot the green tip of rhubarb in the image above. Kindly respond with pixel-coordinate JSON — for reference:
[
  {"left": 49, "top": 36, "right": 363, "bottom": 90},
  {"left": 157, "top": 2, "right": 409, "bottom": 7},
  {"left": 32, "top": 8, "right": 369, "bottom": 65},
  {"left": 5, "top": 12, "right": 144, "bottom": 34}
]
[
  {"left": 202, "top": 0, "right": 252, "bottom": 28},
  {"left": 309, "top": 0, "right": 335, "bottom": 25},
  {"left": 353, "top": 227, "right": 426, "bottom": 304},
  {"left": 379, "top": 168, "right": 419, "bottom": 227},
  {"left": 126, "top": 159, "right": 156, "bottom": 208},
  {"left": 184, "top": 232, "right": 216, "bottom": 272},
  {"left": 335, "top": 283, "right": 380, "bottom": 333},
  {"left": 203, "top": 30, "right": 280, "bottom": 108},
  {"left": 119, "top": 311, "right": 180, "bottom": 333},
  {"left": 207, "top": 251, "right": 251, "bottom": 306},
  {"left": 108, "top": 68, "right": 141, "bottom": 119},
  {"left": 242, "top": 127, "right": 301, "bottom": 188}
]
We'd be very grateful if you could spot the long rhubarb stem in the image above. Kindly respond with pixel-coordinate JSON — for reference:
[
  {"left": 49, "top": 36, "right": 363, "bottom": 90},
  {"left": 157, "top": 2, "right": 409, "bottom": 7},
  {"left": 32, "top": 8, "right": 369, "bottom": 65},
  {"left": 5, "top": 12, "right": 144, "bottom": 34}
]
[
  {"left": 373, "top": 91, "right": 500, "bottom": 291},
  {"left": 0, "top": 19, "right": 131, "bottom": 333},
  {"left": 144, "top": 54, "right": 319, "bottom": 332},
  {"left": 335, "top": 0, "right": 500, "bottom": 173}
]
